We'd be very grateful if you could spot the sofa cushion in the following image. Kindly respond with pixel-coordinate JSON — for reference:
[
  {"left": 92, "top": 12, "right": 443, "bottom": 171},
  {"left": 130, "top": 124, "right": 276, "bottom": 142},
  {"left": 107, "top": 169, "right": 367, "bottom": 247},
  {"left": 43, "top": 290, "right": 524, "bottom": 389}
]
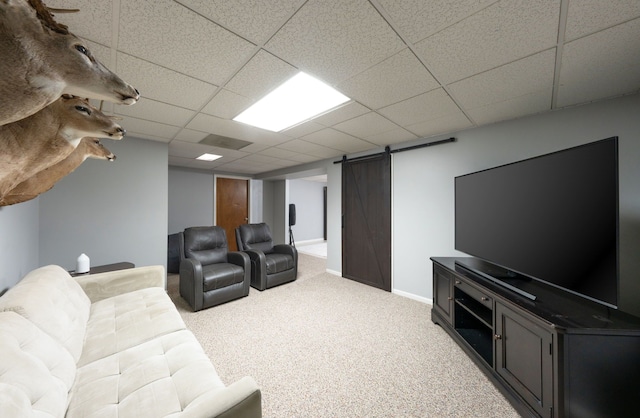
[
  {"left": 67, "top": 330, "right": 225, "bottom": 418},
  {"left": 202, "top": 263, "right": 245, "bottom": 291},
  {"left": 265, "top": 253, "right": 294, "bottom": 274},
  {"left": 0, "top": 311, "right": 77, "bottom": 417},
  {"left": 0, "top": 265, "right": 90, "bottom": 362},
  {"left": 79, "top": 287, "right": 187, "bottom": 366}
]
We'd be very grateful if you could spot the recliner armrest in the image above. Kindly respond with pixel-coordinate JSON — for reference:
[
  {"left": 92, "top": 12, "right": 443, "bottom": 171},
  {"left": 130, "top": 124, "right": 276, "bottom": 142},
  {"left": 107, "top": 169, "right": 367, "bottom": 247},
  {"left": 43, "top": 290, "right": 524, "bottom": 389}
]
[
  {"left": 272, "top": 244, "right": 297, "bottom": 258},
  {"left": 227, "top": 251, "right": 250, "bottom": 269},
  {"left": 179, "top": 258, "right": 205, "bottom": 311},
  {"left": 243, "top": 250, "right": 268, "bottom": 291}
]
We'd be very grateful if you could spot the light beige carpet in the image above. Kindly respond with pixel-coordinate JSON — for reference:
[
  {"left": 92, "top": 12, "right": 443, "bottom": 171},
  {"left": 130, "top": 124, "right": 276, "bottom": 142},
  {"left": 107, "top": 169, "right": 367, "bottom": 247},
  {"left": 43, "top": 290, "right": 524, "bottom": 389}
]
[{"left": 167, "top": 254, "right": 519, "bottom": 417}]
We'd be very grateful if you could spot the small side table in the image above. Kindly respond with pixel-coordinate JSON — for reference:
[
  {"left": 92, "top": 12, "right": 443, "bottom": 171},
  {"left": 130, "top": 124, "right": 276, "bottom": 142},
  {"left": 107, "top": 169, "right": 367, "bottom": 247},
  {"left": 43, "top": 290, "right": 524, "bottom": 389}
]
[{"left": 69, "top": 262, "right": 134, "bottom": 277}]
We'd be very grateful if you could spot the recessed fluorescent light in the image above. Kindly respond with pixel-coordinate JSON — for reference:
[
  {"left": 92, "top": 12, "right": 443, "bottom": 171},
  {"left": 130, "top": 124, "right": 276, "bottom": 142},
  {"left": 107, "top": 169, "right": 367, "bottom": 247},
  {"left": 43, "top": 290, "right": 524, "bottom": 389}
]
[
  {"left": 196, "top": 153, "right": 222, "bottom": 161},
  {"left": 233, "top": 72, "right": 350, "bottom": 132}
]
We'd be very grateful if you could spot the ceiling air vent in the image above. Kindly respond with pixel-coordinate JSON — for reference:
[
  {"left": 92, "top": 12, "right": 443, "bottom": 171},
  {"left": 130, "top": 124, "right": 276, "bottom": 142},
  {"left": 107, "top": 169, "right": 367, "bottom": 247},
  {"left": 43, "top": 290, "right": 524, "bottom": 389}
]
[{"left": 199, "top": 134, "right": 252, "bottom": 150}]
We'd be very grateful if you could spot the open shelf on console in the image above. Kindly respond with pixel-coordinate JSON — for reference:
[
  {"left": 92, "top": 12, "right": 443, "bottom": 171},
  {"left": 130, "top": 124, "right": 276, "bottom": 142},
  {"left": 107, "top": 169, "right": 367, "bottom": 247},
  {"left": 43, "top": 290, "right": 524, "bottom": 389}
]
[
  {"left": 454, "top": 287, "right": 493, "bottom": 366},
  {"left": 455, "top": 291, "right": 492, "bottom": 327}
]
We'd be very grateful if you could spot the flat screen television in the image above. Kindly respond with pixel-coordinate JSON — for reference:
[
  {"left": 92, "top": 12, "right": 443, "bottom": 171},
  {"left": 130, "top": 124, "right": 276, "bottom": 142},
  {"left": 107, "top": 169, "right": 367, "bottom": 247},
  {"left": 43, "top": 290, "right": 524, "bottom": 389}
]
[{"left": 455, "top": 137, "right": 619, "bottom": 308}]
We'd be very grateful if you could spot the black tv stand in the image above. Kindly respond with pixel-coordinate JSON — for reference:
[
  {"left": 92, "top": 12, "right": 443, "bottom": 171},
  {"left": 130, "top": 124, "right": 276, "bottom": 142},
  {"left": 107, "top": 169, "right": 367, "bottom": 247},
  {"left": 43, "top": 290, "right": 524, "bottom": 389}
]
[
  {"left": 454, "top": 259, "right": 537, "bottom": 301},
  {"left": 431, "top": 257, "right": 640, "bottom": 418}
]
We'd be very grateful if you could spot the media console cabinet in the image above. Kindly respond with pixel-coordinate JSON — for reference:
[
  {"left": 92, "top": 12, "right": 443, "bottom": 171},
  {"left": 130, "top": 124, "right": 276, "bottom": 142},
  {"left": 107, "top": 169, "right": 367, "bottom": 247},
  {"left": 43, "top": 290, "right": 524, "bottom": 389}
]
[{"left": 431, "top": 257, "right": 640, "bottom": 418}]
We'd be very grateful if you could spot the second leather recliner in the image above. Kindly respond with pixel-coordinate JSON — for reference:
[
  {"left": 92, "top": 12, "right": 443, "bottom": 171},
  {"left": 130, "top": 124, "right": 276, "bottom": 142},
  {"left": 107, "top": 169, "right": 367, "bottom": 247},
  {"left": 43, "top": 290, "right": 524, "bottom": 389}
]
[{"left": 235, "top": 223, "right": 298, "bottom": 291}]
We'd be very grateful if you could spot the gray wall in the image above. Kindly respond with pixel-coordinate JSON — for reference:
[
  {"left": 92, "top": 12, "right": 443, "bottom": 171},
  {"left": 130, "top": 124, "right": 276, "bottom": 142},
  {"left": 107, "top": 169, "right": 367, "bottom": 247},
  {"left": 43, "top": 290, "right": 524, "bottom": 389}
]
[
  {"left": 289, "top": 179, "right": 327, "bottom": 242},
  {"left": 168, "top": 167, "right": 214, "bottom": 234},
  {"left": 250, "top": 179, "right": 263, "bottom": 223},
  {"left": 272, "top": 180, "right": 287, "bottom": 245},
  {"left": 38, "top": 137, "right": 168, "bottom": 271},
  {"left": 319, "top": 93, "right": 640, "bottom": 315},
  {"left": 326, "top": 162, "right": 342, "bottom": 274},
  {"left": 391, "top": 94, "right": 640, "bottom": 315},
  {"left": 168, "top": 170, "right": 264, "bottom": 234},
  {"left": 262, "top": 180, "right": 275, "bottom": 231},
  {"left": 0, "top": 199, "right": 40, "bottom": 293}
]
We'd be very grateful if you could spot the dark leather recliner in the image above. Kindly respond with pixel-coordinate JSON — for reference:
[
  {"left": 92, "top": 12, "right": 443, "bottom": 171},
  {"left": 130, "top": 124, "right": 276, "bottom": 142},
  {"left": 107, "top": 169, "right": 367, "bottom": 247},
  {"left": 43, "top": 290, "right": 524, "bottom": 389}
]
[
  {"left": 179, "top": 226, "right": 250, "bottom": 311},
  {"left": 235, "top": 223, "right": 297, "bottom": 291}
]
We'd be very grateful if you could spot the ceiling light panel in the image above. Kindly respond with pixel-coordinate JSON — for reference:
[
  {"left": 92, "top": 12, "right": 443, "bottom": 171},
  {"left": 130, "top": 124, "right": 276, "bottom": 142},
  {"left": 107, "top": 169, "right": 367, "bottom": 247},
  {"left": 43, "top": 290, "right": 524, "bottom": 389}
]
[
  {"left": 196, "top": 153, "right": 223, "bottom": 161},
  {"left": 233, "top": 72, "right": 351, "bottom": 132}
]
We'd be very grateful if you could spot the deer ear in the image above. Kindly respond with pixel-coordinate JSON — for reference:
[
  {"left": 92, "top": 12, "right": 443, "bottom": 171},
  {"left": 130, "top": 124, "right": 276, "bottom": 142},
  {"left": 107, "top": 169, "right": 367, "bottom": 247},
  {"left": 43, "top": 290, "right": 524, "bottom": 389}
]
[{"left": 61, "top": 94, "right": 74, "bottom": 100}]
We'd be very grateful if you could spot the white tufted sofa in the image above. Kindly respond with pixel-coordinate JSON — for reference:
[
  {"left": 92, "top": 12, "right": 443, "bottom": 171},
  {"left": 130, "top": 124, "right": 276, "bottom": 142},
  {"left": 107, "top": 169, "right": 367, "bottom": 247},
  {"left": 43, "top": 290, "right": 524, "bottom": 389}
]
[{"left": 0, "top": 264, "right": 261, "bottom": 417}]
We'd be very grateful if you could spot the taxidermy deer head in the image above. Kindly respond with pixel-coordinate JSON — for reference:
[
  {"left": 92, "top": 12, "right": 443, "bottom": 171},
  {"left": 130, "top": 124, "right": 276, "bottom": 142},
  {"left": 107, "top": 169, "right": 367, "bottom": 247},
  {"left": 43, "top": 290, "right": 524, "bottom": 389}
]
[
  {"left": 0, "top": 95, "right": 124, "bottom": 200},
  {"left": 0, "top": 0, "right": 139, "bottom": 125}
]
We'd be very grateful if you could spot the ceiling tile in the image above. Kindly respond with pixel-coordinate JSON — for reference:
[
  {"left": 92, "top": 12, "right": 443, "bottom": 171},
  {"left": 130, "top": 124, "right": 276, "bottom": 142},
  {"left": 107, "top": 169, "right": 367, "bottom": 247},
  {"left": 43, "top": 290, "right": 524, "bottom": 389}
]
[
  {"left": 186, "top": 113, "right": 289, "bottom": 146},
  {"left": 265, "top": 0, "right": 405, "bottom": 84},
  {"left": 41, "top": 0, "right": 640, "bottom": 175},
  {"left": 169, "top": 140, "right": 247, "bottom": 160},
  {"left": 258, "top": 147, "right": 300, "bottom": 159},
  {"left": 276, "top": 140, "right": 342, "bottom": 158},
  {"left": 312, "top": 102, "right": 370, "bottom": 127},
  {"left": 224, "top": 50, "right": 298, "bottom": 99},
  {"left": 565, "top": 0, "right": 640, "bottom": 41},
  {"left": 376, "top": 0, "right": 497, "bottom": 44},
  {"left": 378, "top": 89, "right": 461, "bottom": 126},
  {"left": 466, "top": 90, "right": 553, "bottom": 125},
  {"left": 285, "top": 153, "right": 319, "bottom": 163},
  {"left": 414, "top": 0, "right": 560, "bottom": 83},
  {"left": 281, "top": 121, "right": 326, "bottom": 138},
  {"left": 558, "top": 19, "right": 640, "bottom": 107},
  {"left": 243, "top": 154, "right": 286, "bottom": 165},
  {"left": 201, "top": 89, "right": 253, "bottom": 119},
  {"left": 301, "top": 129, "right": 375, "bottom": 153},
  {"left": 118, "top": 0, "right": 256, "bottom": 84},
  {"left": 236, "top": 142, "right": 270, "bottom": 154},
  {"left": 364, "top": 127, "right": 419, "bottom": 146},
  {"left": 406, "top": 112, "right": 473, "bottom": 138},
  {"left": 215, "top": 160, "right": 274, "bottom": 174},
  {"left": 127, "top": 133, "right": 173, "bottom": 143},
  {"left": 177, "top": 0, "right": 305, "bottom": 44},
  {"left": 114, "top": 98, "right": 196, "bottom": 127},
  {"left": 116, "top": 53, "right": 217, "bottom": 110},
  {"left": 118, "top": 116, "right": 181, "bottom": 141},
  {"left": 333, "top": 112, "right": 400, "bottom": 138},
  {"left": 448, "top": 49, "right": 555, "bottom": 111},
  {"left": 169, "top": 156, "right": 213, "bottom": 170},
  {"left": 174, "top": 129, "right": 209, "bottom": 143},
  {"left": 338, "top": 48, "right": 439, "bottom": 109},
  {"left": 47, "top": 0, "right": 113, "bottom": 47}
]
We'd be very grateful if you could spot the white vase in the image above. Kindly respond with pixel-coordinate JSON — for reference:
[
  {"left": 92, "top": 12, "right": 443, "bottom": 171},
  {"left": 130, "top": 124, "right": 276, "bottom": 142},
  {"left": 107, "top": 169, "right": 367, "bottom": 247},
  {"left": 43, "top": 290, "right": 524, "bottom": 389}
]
[{"left": 76, "top": 253, "right": 90, "bottom": 274}]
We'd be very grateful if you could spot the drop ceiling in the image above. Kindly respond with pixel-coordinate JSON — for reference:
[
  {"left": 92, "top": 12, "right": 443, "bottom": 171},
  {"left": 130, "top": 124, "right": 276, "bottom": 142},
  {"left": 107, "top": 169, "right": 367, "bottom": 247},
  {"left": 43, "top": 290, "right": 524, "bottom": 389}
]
[{"left": 48, "top": 0, "right": 640, "bottom": 175}]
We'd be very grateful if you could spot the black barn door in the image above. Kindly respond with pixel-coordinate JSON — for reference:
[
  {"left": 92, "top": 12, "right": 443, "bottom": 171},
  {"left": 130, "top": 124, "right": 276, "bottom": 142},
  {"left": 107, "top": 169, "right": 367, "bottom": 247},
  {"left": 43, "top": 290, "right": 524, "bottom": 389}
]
[{"left": 342, "top": 152, "right": 391, "bottom": 291}]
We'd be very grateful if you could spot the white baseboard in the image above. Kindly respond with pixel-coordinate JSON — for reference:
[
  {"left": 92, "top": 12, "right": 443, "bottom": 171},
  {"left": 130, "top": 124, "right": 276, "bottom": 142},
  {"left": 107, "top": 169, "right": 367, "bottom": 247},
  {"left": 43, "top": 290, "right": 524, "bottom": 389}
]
[
  {"left": 392, "top": 289, "right": 433, "bottom": 305},
  {"left": 296, "top": 238, "right": 326, "bottom": 246},
  {"left": 326, "top": 269, "right": 341, "bottom": 276}
]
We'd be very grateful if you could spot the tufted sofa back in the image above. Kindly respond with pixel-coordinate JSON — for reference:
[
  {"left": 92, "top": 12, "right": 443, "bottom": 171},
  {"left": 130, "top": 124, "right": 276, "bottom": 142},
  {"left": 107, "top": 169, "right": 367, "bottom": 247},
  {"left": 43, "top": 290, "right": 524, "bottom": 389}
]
[
  {"left": 0, "top": 311, "right": 77, "bottom": 417},
  {"left": 0, "top": 265, "right": 90, "bottom": 362},
  {"left": 183, "top": 226, "right": 229, "bottom": 265},
  {"left": 0, "top": 265, "right": 91, "bottom": 417}
]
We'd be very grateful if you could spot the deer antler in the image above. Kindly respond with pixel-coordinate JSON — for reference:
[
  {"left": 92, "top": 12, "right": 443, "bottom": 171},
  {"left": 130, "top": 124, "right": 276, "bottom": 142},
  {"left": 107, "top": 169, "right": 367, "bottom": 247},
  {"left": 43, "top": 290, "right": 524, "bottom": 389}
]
[{"left": 27, "top": 0, "right": 69, "bottom": 34}]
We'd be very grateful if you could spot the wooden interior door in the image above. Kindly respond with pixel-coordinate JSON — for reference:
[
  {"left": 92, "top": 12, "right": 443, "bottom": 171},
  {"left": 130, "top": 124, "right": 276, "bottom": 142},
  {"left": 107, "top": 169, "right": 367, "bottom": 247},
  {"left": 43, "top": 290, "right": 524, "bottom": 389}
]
[
  {"left": 216, "top": 177, "right": 248, "bottom": 251},
  {"left": 342, "top": 153, "right": 391, "bottom": 291}
]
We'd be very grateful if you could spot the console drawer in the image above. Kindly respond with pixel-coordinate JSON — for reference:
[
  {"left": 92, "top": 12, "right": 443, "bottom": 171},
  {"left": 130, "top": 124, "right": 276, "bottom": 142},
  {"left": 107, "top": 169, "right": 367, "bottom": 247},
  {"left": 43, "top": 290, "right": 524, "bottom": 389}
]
[{"left": 455, "top": 279, "right": 492, "bottom": 309}]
